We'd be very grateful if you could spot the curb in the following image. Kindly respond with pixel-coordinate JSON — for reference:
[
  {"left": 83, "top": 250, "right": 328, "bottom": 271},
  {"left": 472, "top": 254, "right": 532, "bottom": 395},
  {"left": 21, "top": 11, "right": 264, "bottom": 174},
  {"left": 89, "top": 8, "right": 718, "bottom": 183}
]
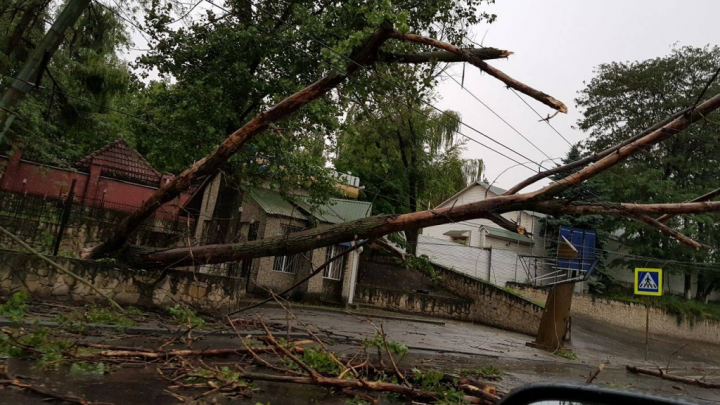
[{"left": 237, "top": 300, "right": 446, "bottom": 326}]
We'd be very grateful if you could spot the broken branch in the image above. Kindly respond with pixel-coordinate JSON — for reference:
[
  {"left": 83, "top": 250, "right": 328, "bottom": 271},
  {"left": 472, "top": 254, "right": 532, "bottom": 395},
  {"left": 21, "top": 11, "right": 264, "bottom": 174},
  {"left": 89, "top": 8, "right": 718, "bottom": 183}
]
[
  {"left": 378, "top": 47, "right": 512, "bottom": 63},
  {"left": 626, "top": 365, "right": 720, "bottom": 389},
  {"left": 387, "top": 31, "right": 567, "bottom": 113}
]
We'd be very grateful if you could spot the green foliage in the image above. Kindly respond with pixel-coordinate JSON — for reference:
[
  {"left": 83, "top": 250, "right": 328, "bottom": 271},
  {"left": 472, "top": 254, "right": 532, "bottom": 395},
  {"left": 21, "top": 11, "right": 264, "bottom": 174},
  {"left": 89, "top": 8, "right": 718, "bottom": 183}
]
[
  {"left": 56, "top": 303, "right": 134, "bottom": 333},
  {"left": 0, "top": 327, "right": 71, "bottom": 368},
  {"left": 457, "top": 365, "right": 504, "bottom": 378},
  {"left": 410, "top": 368, "right": 465, "bottom": 405},
  {"left": 288, "top": 347, "right": 343, "bottom": 376},
  {"left": 553, "top": 348, "right": 578, "bottom": 360},
  {"left": 0, "top": 292, "right": 29, "bottom": 325},
  {"left": 168, "top": 304, "right": 206, "bottom": 328},
  {"left": 362, "top": 332, "right": 408, "bottom": 357},
  {"left": 70, "top": 361, "right": 108, "bottom": 375},
  {"left": 576, "top": 45, "right": 720, "bottom": 300},
  {"left": 399, "top": 254, "right": 440, "bottom": 282},
  {"left": 345, "top": 397, "right": 371, "bottom": 405}
]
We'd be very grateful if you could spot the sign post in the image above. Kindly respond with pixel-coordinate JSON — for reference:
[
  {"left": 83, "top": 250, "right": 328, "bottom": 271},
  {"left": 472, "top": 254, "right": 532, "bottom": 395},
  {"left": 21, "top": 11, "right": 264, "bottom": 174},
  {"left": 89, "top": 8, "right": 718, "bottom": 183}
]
[{"left": 634, "top": 268, "right": 663, "bottom": 361}]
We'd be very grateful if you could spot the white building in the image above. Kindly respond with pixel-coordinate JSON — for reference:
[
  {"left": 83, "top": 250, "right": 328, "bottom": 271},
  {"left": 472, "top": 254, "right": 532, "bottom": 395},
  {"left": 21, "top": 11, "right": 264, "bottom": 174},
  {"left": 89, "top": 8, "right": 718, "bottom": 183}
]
[{"left": 422, "top": 181, "right": 546, "bottom": 255}]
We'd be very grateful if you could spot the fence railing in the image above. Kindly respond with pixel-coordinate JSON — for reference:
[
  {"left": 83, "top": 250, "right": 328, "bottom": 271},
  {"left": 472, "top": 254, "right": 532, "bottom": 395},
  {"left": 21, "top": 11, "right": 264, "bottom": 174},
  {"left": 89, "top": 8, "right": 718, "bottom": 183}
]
[{"left": 0, "top": 189, "right": 194, "bottom": 254}]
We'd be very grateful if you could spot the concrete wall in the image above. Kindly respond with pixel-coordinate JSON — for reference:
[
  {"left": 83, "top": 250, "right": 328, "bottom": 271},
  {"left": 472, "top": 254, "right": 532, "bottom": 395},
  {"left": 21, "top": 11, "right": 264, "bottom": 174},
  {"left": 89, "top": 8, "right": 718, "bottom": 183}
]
[
  {"left": 355, "top": 260, "right": 543, "bottom": 336},
  {"left": 0, "top": 249, "right": 246, "bottom": 311},
  {"left": 510, "top": 284, "right": 720, "bottom": 343}
]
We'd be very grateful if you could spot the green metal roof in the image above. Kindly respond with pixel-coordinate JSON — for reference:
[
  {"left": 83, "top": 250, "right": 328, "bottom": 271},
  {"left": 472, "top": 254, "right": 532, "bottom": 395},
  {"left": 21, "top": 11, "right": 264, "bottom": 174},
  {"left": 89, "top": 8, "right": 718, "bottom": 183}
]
[
  {"left": 249, "top": 188, "right": 309, "bottom": 221},
  {"left": 300, "top": 198, "right": 372, "bottom": 224},
  {"left": 484, "top": 226, "right": 534, "bottom": 245},
  {"left": 443, "top": 230, "right": 470, "bottom": 237}
]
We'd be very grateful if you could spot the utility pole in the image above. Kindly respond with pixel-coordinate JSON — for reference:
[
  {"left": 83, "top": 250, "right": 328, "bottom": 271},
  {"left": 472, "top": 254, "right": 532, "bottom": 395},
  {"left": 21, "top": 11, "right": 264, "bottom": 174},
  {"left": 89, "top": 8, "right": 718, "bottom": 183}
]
[{"left": 0, "top": 0, "right": 91, "bottom": 142}]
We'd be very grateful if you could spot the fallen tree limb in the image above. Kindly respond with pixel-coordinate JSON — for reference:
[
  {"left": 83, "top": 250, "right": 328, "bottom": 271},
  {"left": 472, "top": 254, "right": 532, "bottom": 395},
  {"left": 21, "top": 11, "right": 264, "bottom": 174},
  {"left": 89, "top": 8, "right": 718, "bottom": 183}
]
[
  {"left": 84, "top": 25, "right": 394, "bottom": 259},
  {"left": 656, "top": 187, "right": 720, "bottom": 223},
  {"left": 0, "top": 225, "right": 124, "bottom": 312},
  {"left": 528, "top": 94, "right": 720, "bottom": 199},
  {"left": 626, "top": 365, "right": 720, "bottom": 389},
  {"left": 625, "top": 213, "right": 704, "bottom": 250},
  {"left": 586, "top": 362, "right": 605, "bottom": 384},
  {"left": 128, "top": 196, "right": 720, "bottom": 267},
  {"left": 74, "top": 344, "right": 308, "bottom": 360},
  {"left": 0, "top": 370, "right": 91, "bottom": 405},
  {"left": 388, "top": 31, "right": 567, "bottom": 113},
  {"left": 378, "top": 47, "right": 512, "bottom": 63},
  {"left": 503, "top": 107, "right": 691, "bottom": 195},
  {"left": 240, "top": 372, "right": 441, "bottom": 401}
]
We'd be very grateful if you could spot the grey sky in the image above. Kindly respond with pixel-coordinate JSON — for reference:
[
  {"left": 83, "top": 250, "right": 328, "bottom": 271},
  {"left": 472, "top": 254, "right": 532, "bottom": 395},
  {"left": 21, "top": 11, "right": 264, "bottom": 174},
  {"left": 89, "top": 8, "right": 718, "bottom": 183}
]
[
  {"left": 123, "top": 1, "right": 720, "bottom": 191},
  {"left": 436, "top": 0, "right": 720, "bottom": 192}
]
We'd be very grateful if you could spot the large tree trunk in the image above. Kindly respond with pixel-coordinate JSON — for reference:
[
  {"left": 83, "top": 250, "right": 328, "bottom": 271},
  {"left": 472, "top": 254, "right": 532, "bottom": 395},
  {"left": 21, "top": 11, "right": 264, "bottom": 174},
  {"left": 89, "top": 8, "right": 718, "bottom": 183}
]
[{"left": 125, "top": 199, "right": 720, "bottom": 268}]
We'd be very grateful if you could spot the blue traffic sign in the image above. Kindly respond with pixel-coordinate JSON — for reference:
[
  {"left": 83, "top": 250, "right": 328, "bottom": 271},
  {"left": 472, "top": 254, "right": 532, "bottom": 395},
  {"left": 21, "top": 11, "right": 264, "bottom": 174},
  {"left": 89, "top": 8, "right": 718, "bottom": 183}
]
[{"left": 635, "top": 268, "right": 663, "bottom": 296}]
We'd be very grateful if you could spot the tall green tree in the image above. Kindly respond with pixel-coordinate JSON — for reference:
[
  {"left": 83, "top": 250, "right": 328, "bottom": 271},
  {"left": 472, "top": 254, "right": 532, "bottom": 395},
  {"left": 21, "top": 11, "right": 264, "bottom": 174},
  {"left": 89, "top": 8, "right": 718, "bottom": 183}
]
[
  {"left": 576, "top": 45, "right": 720, "bottom": 301},
  {"left": 0, "top": 1, "right": 135, "bottom": 164},
  {"left": 131, "top": 0, "right": 495, "bottom": 200},
  {"left": 335, "top": 100, "right": 483, "bottom": 254}
]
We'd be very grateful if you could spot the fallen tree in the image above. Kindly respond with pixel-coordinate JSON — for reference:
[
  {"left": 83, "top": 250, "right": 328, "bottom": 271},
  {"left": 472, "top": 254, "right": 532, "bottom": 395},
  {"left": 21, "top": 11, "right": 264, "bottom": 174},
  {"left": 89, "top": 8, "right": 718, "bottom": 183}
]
[
  {"left": 84, "top": 24, "right": 567, "bottom": 260},
  {"left": 116, "top": 92, "right": 720, "bottom": 268}
]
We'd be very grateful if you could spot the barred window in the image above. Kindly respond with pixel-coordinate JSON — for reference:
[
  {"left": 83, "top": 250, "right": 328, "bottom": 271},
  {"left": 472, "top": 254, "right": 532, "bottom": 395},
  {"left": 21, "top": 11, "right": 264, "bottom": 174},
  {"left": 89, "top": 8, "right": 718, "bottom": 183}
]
[
  {"left": 272, "top": 224, "right": 303, "bottom": 273},
  {"left": 323, "top": 245, "right": 347, "bottom": 280}
]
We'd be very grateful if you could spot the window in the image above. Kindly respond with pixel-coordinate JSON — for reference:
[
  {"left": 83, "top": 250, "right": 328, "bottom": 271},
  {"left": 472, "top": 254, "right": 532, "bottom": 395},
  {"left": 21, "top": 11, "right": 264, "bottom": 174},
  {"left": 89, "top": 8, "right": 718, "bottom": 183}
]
[
  {"left": 272, "top": 224, "right": 303, "bottom": 273},
  {"left": 323, "top": 245, "right": 347, "bottom": 280}
]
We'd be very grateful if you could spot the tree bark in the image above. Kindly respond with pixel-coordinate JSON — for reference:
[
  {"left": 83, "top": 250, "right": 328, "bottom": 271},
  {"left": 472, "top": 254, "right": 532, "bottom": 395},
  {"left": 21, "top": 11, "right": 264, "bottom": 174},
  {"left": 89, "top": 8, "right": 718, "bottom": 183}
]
[
  {"left": 378, "top": 47, "right": 512, "bottom": 64},
  {"left": 84, "top": 24, "right": 394, "bottom": 259},
  {"left": 387, "top": 32, "right": 567, "bottom": 113},
  {"left": 656, "top": 186, "right": 720, "bottom": 223},
  {"left": 504, "top": 108, "right": 691, "bottom": 195},
  {"left": 527, "top": 94, "right": 720, "bottom": 199},
  {"left": 127, "top": 199, "right": 720, "bottom": 268}
]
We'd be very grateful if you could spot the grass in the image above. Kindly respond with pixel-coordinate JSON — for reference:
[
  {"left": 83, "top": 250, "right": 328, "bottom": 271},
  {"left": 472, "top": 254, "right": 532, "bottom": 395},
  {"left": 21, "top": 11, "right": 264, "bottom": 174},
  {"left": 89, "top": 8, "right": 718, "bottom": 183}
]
[
  {"left": 598, "top": 286, "right": 720, "bottom": 325},
  {"left": 56, "top": 303, "right": 135, "bottom": 334},
  {"left": 553, "top": 348, "right": 578, "bottom": 360}
]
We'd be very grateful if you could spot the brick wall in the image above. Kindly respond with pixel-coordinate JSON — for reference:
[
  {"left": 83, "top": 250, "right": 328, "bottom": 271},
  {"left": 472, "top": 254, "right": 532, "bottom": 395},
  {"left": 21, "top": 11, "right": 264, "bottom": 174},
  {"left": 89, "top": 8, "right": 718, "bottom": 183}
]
[
  {"left": 0, "top": 249, "right": 246, "bottom": 311},
  {"left": 509, "top": 284, "right": 720, "bottom": 343}
]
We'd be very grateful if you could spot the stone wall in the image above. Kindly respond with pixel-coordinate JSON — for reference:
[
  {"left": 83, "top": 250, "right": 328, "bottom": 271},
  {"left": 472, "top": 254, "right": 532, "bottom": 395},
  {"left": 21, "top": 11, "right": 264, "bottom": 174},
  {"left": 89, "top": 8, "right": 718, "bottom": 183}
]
[
  {"left": 509, "top": 283, "right": 720, "bottom": 343},
  {"left": 0, "top": 249, "right": 246, "bottom": 311},
  {"left": 355, "top": 260, "right": 543, "bottom": 336}
]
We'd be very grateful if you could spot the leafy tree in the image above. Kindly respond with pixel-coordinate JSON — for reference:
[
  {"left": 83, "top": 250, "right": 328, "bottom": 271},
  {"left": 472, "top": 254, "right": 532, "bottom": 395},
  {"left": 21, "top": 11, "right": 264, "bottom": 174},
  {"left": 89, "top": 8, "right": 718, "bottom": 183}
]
[
  {"left": 335, "top": 99, "right": 483, "bottom": 254},
  {"left": 0, "top": 2, "right": 135, "bottom": 164},
  {"left": 576, "top": 45, "right": 720, "bottom": 301},
  {"left": 130, "top": 0, "right": 495, "bottom": 200}
]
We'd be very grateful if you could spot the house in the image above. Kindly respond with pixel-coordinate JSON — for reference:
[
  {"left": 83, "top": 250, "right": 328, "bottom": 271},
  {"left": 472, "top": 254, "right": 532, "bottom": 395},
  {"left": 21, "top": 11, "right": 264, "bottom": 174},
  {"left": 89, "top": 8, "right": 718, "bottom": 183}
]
[
  {"left": 0, "top": 140, "right": 190, "bottom": 220},
  {"left": 418, "top": 181, "right": 546, "bottom": 287},
  {"left": 184, "top": 171, "right": 371, "bottom": 303},
  {"left": 423, "top": 181, "right": 545, "bottom": 254}
]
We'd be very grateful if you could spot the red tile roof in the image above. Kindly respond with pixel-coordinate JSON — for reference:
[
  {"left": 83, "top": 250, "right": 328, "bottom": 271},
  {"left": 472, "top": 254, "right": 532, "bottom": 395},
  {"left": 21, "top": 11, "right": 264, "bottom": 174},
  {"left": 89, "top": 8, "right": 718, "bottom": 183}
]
[{"left": 75, "top": 139, "right": 162, "bottom": 186}]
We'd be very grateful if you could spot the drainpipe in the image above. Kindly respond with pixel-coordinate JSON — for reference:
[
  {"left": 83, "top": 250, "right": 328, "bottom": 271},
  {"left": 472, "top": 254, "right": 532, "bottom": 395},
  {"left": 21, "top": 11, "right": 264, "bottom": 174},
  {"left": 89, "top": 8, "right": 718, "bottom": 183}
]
[{"left": 347, "top": 246, "right": 363, "bottom": 305}]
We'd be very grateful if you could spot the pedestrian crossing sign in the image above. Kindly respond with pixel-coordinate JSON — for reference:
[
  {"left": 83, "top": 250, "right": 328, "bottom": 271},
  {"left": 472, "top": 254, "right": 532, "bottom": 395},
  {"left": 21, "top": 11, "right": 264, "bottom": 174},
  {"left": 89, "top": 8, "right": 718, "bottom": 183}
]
[{"left": 634, "top": 268, "right": 663, "bottom": 296}]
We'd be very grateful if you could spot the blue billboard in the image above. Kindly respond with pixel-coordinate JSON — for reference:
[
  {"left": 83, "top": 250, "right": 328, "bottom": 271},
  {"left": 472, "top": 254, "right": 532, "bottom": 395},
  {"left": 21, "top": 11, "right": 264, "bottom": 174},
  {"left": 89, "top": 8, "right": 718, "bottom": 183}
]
[{"left": 557, "top": 226, "right": 596, "bottom": 272}]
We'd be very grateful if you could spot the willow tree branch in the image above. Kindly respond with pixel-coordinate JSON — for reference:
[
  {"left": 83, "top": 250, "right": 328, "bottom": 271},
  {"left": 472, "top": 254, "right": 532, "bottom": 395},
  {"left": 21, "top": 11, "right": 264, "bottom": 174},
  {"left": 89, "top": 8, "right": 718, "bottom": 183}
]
[
  {"left": 84, "top": 25, "right": 394, "bottom": 259},
  {"left": 527, "top": 94, "right": 720, "bottom": 199},
  {"left": 535, "top": 200, "right": 720, "bottom": 217},
  {"left": 503, "top": 108, "right": 692, "bottom": 195},
  {"left": 387, "top": 31, "right": 567, "bottom": 113},
  {"left": 0, "top": 225, "right": 125, "bottom": 312},
  {"left": 378, "top": 47, "right": 512, "bottom": 63},
  {"left": 656, "top": 187, "right": 720, "bottom": 223}
]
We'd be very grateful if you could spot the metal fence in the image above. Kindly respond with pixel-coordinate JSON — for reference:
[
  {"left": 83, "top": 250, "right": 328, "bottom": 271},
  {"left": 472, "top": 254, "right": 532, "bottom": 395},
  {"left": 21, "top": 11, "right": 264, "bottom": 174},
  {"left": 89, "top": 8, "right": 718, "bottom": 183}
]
[{"left": 0, "top": 188, "right": 194, "bottom": 254}]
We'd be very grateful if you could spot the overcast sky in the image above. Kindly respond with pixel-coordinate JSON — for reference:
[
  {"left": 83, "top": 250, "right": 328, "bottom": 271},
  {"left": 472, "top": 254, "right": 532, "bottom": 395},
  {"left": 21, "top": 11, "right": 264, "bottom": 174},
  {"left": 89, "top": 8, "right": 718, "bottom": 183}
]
[
  {"left": 435, "top": 0, "right": 720, "bottom": 191},
  {"left": 124, "top": 1, "right": 720, "bottom": 191}
]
